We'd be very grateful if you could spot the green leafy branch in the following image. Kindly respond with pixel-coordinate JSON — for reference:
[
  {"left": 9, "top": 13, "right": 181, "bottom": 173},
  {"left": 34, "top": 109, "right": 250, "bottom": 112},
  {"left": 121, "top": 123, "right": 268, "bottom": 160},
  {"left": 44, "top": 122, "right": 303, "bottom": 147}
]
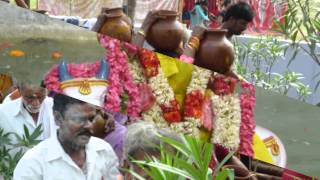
[
  {"left": 0, "top": 125, "right": 43, "bottom": 179},
  {"left": 126, "top": 134, "right": 235, "bottom": 180}
]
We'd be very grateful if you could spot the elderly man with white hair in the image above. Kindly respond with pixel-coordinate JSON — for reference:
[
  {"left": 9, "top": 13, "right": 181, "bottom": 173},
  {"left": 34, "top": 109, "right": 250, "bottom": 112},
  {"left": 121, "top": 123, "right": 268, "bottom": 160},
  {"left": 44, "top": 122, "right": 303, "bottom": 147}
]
[{"left": 122, "top": 121, "right": 181, "bottom": 180}]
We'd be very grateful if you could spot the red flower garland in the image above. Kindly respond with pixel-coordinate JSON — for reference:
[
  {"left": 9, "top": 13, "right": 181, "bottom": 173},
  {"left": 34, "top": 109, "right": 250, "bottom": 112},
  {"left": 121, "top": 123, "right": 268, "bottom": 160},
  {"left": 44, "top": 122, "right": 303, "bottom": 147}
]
[
  {"left": 184, "top": 90, "right": 205, "bottom": 119},
  {"left": 239, "top": 81, "right": 256, "bottom": 157},
  {"left": 99, "top": 35, "right": 141, "bottom": 117},
  {"left": 209, "top": 74, "right": 238, "bottom": 96},
  {"left": 138, "top": 48, "right": 160, "bottom": 77}
]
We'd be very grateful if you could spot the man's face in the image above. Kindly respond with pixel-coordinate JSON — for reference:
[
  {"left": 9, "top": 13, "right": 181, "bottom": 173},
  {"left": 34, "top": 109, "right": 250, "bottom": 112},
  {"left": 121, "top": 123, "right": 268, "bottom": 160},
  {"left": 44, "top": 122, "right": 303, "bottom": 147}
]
[
  {"left": 20, "top": 86, "right": 46, "bottom": 114},
  {"left": 57, "top": 103, "right": 96, "bottom": 150},
  {"left": 229, "top": 18, "right": 249, "bottom": 35}
]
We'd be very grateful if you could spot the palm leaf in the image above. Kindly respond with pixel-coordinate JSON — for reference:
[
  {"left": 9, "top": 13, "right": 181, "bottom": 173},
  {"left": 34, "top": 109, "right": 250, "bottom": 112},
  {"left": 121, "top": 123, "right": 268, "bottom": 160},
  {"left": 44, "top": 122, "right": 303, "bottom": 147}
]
[
  {"left": 158, "top": 134, "right": 190, "bottom": 157},
  {"left": 182, "top": 135, "right": 201, "bottom": 167},
  {"left": 202, "top": 142, "right": 214, "bottom": 175},
  {"left": 164, "top": 152, "right": 202, "bottom": 179},
  {"left": 121, "top": 168, "right": 146, "bottom": 180},
  {"left": 132, "top": 160, "right": 193, "bottom": 179},
  {"left": 213, "top": 151, "right": 235, "bottom": 176},
  {"left": 215, "top": 168, "right": 235, "bottom": 180},
  {"left": 0, "top": 128, "right": 13, "bottom": 146},
  {"left": 23, "top": 125, "right": 30, "bottom": 140}
]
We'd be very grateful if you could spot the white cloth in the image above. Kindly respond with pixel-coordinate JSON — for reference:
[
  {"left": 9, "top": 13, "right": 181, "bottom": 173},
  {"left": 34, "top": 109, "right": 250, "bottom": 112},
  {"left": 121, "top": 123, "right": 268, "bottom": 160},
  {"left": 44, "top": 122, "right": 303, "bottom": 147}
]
[
  {"left": 0, "top": 97, "right": 56, "bottom": 144},
  {"left": 2, "top": 89, "right": 17, "bottom": 104},
  {"left": 2, "top": 93, "right": 13, "bottom": 104},
  {"left": 13, "top": 136, "right": 120, "bottom": 180},
  {"left": 49, "top": 15, "right": 97, "bottom": 30}
]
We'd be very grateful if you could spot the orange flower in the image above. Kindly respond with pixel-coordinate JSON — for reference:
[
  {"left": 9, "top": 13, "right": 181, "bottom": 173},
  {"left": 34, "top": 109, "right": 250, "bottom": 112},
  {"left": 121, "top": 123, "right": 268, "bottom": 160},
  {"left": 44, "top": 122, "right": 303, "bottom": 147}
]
[
  {"left": 52, "top": 51, "right": 62, "bottom": 60},
  {"left": 9, "top": 50, "right": 25, "bottom": 57}
]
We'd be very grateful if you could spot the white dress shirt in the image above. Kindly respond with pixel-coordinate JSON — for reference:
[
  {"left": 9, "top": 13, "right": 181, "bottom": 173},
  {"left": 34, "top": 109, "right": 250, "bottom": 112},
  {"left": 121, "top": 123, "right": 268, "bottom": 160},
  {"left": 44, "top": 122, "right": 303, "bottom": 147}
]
[
  {"left": 13, "top": 136, "right": 120, "bottom": 180},
  {"left": 0, "top": 97, "right": 57, "bottom": 144}
]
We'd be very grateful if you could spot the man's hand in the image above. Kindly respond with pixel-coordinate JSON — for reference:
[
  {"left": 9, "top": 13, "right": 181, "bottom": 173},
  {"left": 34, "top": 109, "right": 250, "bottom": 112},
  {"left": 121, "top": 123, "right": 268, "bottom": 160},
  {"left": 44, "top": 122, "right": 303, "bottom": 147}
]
[
  {"left": 92, "top": 110, "right": 115, "bottom": 138},
  {"left": 191, "top": 25, "right": 207, "bottom": 40},
  {"left": 140, "top": 10, "right": 171, "bottom": 34},
  {"left": 92, "top": 9, "right": 123, "bottom": 32},
  {"left": 15, "top": 0, "right": 29, "bottom": 9},
  {"left": 138, "top": 83, "right": 156, "bottom": 112}
]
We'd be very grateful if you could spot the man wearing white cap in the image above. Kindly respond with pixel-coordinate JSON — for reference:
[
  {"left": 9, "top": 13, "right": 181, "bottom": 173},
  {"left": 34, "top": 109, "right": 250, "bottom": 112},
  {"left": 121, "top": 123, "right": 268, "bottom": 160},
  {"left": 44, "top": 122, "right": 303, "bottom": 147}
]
[
  {"left": 14, "top": 93, "right": 121, "bottom": 180},
  {"left": 44, "top": 59, "right": 128, "bottom": 161}
]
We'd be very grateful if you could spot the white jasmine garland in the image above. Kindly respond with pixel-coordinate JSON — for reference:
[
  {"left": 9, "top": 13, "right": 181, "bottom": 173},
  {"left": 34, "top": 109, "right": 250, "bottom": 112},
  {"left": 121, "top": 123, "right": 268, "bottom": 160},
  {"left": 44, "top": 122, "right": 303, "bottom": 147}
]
[
  {"left": 127, "top": 59, "right": 146, "bottom": 84},
  {"left": 211, "top": 93, "right": 241, "bottom": 150},
  {"left": 141, "top": 103, "right": 168, "bottom": 128},
  {"left": 170, "top": 119, "right": 200, "bottom": 136},
  {"left": 148, "top": 68, "right": 175, "bottom": 105},
  {"left": 186, "top": 66, "right": 211, "bottom": 94}
]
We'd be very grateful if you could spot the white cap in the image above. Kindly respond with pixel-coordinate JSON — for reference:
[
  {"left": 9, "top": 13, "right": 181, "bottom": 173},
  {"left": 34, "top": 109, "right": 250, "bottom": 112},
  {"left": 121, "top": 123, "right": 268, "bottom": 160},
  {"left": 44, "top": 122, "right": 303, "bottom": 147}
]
[{"left": 60, "top": 78, "right": 108, "bottom": 107}]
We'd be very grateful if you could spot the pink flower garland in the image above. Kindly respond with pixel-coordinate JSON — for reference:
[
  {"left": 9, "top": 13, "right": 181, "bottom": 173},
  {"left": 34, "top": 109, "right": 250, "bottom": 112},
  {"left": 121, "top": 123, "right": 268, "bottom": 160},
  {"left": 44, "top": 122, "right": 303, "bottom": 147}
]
[
  {"left": 100, "top": 36, "right": 123, "bottom": 113},
  {"left": 99, "top": 35, "right": 140, "bottom": 117},
  {"left": 238, "top": 81, "right": 256, "bottom": 157}
]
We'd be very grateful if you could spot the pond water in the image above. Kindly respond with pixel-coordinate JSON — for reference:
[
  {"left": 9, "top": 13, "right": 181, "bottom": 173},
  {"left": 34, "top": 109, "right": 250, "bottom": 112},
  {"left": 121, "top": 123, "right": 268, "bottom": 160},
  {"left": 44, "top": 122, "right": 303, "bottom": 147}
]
[{"left": 0, "top": 37, "right": 105, "bottom": 84}]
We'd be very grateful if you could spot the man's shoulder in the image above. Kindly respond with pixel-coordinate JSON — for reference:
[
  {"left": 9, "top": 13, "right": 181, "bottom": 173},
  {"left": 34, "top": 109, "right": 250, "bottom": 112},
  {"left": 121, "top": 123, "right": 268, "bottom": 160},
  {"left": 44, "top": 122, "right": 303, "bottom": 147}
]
[
  {"left": 88, "top": 137, "right": 114, "bottom": 152},
  {"left": 0, "top": 98, "right": 21, "bottom": 117},
  {"left": 42, "top": 97, "right": 53, "bottom": 107},
  {"left": 21, "top": 138, "right": 51, "bottom": 159},
  {"left": 13, "top": 138, "right": 52, "bottom": 178}
]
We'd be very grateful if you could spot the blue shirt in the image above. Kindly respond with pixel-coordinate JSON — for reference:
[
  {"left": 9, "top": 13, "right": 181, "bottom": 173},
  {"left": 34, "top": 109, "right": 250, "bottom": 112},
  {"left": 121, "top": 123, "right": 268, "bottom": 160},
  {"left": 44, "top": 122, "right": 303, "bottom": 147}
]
[{"left": 190, "top": 5, "right": 209, "bottom": 29}]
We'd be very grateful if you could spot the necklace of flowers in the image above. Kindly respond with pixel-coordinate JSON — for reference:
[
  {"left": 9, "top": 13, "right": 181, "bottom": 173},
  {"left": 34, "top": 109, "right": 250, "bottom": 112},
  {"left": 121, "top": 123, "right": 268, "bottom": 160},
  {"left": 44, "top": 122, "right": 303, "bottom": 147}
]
[
  {"left": 208, "top": 74, "right": 255, "bottom": 152},
  {"left": 118, "top": 42, "right": 256, "bottom": 152},
  {"left": 99, "top": 35, "right": 140, "bottom": 117},
  {"left": 120, "top": 44, "right": 169, "bottom": 127},
  {"left": 137, "top": 49, "right": 211, "bottom": 135},
  {"left": 210, "top": 91, "right": 242, "bottom": 150},
  {"left": 238, "top": 81, "right": 256, "bottom": 157}
]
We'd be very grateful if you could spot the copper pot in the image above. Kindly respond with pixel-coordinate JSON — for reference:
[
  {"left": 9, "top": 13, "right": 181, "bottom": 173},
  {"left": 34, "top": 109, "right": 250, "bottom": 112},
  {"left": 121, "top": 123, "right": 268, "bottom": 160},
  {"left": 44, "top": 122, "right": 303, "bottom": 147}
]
[
  {"left": 195, "top": 29, "right": 234, "bottom": 74},
  {"left": 146, "top": 10, "right": 184, "bottom": 51},
  {"left": 99, "top": 8, "right": 132, "bottom": 42}
]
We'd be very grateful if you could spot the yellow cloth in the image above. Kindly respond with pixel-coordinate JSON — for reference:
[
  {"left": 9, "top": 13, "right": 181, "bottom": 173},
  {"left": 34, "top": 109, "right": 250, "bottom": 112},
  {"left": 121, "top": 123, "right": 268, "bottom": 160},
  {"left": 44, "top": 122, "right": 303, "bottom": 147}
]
[
  {"left": 157, "top": 53, "right": 193, "bottom": 111},
  {"left": 253, "top": 134, "right": 274, "bottom": 164},
  {"left": 157, "top": 53, "right": 274, "bottom": 164}
]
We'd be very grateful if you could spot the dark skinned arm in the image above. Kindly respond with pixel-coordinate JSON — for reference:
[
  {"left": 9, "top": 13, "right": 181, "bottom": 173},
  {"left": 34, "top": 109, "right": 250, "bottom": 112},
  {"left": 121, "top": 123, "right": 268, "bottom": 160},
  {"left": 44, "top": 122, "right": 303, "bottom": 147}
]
[
  {"left": 131, "top": 10, "right": 167, "bottom": 47},
  {"left": 182, "top": 25, "right": 206, "bottom": 58},
  {"left": 14, "top": 0, "right": 29, "bottom": 9}
]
